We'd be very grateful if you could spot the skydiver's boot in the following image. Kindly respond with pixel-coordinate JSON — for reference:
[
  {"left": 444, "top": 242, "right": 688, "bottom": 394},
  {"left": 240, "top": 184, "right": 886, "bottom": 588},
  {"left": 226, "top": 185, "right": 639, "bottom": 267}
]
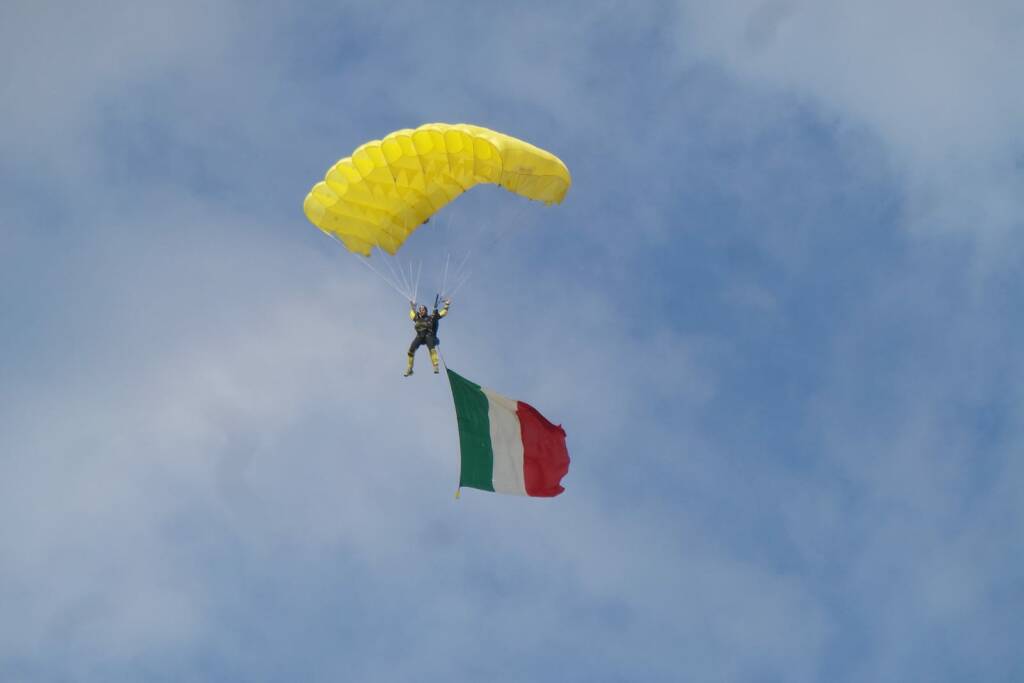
[
  {"left": 430, "top": 348, "right": 440, "bottom": 374},
  {"left": 403, "top": 354, "right": 414, "bottom": 377}
]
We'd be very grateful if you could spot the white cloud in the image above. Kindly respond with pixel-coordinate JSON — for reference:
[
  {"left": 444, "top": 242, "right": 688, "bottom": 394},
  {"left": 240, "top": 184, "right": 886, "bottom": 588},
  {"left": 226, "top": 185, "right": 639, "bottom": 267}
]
[{"left": 673, "top": 0, "right": 1024, "bottom": 241}]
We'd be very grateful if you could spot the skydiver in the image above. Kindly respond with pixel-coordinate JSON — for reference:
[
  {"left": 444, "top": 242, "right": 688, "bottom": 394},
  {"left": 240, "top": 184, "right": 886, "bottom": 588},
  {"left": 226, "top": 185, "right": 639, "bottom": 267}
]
[{"left": 403, "top": 298, "right": 451, "bottom": 376}]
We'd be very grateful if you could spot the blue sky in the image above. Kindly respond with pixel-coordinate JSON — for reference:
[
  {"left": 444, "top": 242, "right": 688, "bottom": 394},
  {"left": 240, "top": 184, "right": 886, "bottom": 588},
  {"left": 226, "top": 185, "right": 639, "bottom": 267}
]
[{"left": 3, "top": 1, "right": 1023, "bottom": 681}]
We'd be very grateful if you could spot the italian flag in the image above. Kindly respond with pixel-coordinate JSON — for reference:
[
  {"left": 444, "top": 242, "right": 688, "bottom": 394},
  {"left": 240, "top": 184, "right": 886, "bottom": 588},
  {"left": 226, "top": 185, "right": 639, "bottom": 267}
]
[{"left": 447, "top": 368, "right": 570, "bottom": 497}]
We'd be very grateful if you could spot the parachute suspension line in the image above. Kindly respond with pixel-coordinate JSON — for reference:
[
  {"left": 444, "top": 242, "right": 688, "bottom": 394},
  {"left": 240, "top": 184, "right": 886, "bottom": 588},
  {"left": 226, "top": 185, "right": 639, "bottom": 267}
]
[
  {"left": 451, "top": 250, "right": 472, "bottom": 297},
  {"left": 448, "top": 270, "right": 473, "bottom": 299},
  {"left": 413, "top": 260, "right": 423, "bottom": 304},
  {"left": 340, "top": 237, "right": 414, "bottom": 302},
  {"left": 437, "top": 205, "right": 461, "bottom": 299},
  {"left": 401, "top": 259, "right": 414, "bottom": 302},
  {"left": 401, "top": 258, "right": 413, "bottom": 301},
  {"left": 442, "top": 198, "right": 532, "bottom": 300},
  {"left": 440, "top": 252, "right": 451, "bottom": 301},
  {"left": 327, "top": 196, "right": 544, "bottom": 305},
  {"left": 434, "top": 204, "right": 462, "bottom": 301},
  {"left": 434, "top": 196, "right": 534, "bottom": 301},
  {"left": 351, "top": 251, "right": 412, "bottom": 300},
  {"left": 385, "top": 256, "right": 399, "bottom": 296},
  {"left": 369, "top": 251, "right": 429, "bottom": 305},
  {"left": 397, "top": 255, "right": 413, "bottom": 299},
  {"left": 410, "top": 261, "right": 416, "bottom": 304},
  {"left": 484, "top": 197, "right": 533, "bottom": 251},
  {"left": 321, "top": 232, "right": 406, "bottom": 299},
  {"left": 393, "top": 254, "right": 408, "bottom": 297},
  {"left": 453, "top": 250, "right": 471, "bottom": 285},
  {"left": 382, "top": 251, "right": 411, "bottom": 301}
]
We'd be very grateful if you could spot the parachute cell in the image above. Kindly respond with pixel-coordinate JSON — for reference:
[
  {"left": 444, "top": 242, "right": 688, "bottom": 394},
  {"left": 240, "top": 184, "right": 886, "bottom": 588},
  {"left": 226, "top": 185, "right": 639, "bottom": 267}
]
[{"left": 303, "top": 123, "right": 571, "bottom": 256}]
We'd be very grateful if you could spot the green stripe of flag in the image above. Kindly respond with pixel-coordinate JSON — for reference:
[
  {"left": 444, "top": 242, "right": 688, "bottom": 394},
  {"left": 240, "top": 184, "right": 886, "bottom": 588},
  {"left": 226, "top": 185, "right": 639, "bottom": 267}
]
[{"left": 446, "top": 368, "right": 495, "bottom": 491}]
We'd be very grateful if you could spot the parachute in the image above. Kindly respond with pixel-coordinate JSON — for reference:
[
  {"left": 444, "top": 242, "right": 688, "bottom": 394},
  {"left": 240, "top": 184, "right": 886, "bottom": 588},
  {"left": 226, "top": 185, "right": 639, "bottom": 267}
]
[{"left": 303, "top": 123, "right": 571, "bottom": 256}]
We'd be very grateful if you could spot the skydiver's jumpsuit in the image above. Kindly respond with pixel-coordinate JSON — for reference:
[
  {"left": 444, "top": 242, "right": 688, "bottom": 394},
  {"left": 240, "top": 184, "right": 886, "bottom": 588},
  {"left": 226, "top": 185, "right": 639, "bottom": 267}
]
[{"left": 405, "top": 302, "right": 448, "bottom": 374}]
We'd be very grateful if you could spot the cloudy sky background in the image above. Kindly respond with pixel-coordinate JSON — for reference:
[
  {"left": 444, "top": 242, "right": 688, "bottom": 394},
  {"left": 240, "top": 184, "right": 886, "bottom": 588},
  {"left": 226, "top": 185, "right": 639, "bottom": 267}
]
[{"left": 3, "top": 1, "right": 1023, "bottom": 680}]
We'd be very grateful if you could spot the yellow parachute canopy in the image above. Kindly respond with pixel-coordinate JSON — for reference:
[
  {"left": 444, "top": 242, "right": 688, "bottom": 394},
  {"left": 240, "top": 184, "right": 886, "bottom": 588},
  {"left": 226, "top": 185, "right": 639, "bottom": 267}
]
[{"left": 303, "top": 123, "right": 571, "bottom": 256}]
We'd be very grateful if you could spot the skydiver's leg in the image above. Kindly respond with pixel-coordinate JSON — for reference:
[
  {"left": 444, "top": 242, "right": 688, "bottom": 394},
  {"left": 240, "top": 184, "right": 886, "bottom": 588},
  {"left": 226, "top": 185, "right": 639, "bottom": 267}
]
[
  {"left": 426, "top": 335, "right": 439, "bottom": 373},
  {"left": 405, "top": 336, "right": 425, "bottom": 376},
  {"left": 409, "top": 336, "right": 425, "bottom": 356}
]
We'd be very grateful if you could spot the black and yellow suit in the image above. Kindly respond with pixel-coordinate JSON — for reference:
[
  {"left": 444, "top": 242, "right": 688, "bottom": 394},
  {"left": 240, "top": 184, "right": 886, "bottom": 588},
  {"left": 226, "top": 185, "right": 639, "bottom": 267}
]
[{"left": 405, "top": 302, "right": 448, "bottom": 374}]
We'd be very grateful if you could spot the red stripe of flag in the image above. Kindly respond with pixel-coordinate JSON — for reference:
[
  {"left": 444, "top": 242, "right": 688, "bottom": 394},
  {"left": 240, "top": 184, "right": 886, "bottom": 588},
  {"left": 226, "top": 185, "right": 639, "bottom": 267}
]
[{"left": 516, "top": 400, "right": 570, "bottom": 497}]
